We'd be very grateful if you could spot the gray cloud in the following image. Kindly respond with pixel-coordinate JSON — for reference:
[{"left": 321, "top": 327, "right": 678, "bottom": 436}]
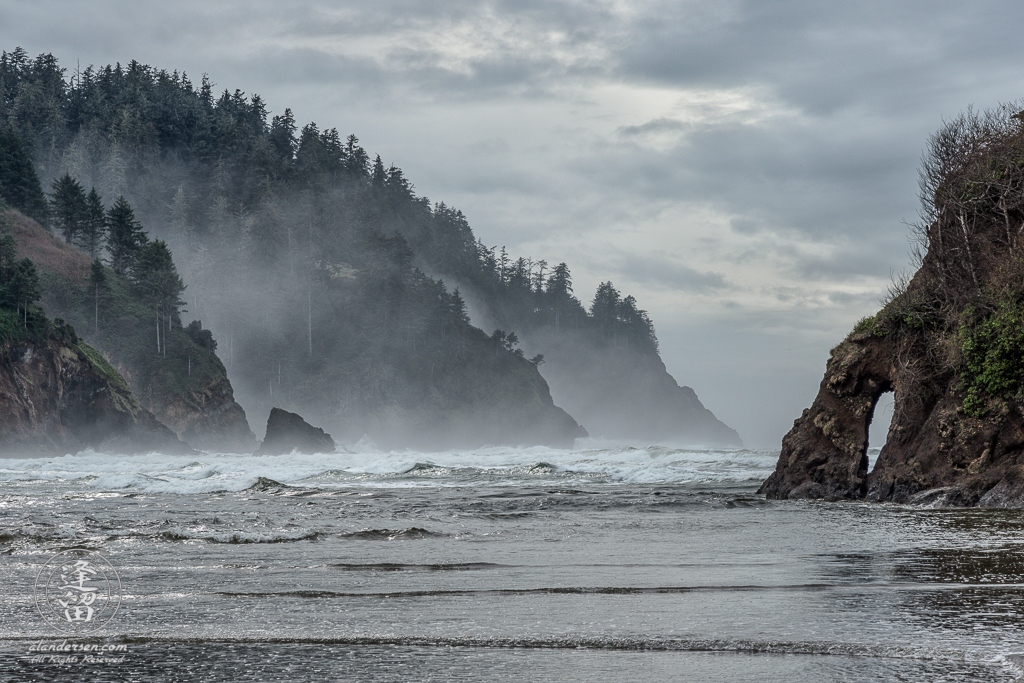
[
  {"left": 613, "top": 253, "right": 728, "bottom": 293},
  {"left": 617, "top": 118, "right": 687, "bottom": 137}
]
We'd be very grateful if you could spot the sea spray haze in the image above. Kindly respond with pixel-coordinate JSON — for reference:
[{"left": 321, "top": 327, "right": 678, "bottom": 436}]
[{"left": 0, "top": 48, "right": 737, "bottom": 450}]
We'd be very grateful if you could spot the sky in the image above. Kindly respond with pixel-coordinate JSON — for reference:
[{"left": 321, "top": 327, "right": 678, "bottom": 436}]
[{"left": 4, "top": 0, "right": 1024, "bottom": 447}]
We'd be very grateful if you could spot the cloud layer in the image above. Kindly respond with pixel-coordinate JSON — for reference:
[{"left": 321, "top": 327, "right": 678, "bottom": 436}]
[{"left": 4, "top": 0, "right": 1023, "bottom": 445}]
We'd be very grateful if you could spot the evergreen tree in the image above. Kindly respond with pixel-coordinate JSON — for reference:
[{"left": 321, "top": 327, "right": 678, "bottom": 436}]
[
  {"left": 0, "top": 231, "right": 40, "bottom": 327},
  {"left": 449, "top": 288, "right": 469, "bottom": 325},
  {"left": 547, "top": 262, "right": 573, "bottom": 297},
  {"left": 532, "top": 259, "right": 547, "bottom": 293},
  {"left": 0, "top": 126, "right": 47, "bottom": 223},
  {"left": 106, "top": 196, "right": 147, "bottom": 275},
  {"left": 546, "top": 262, "right": 574, "bottom": 332},
  {"left": 134, "top": 239, "right": 186, "bottom": 355},
  {"left": 134, "top": 239, "right": 186, "bottom": 311},
  {"left": 591, "top": 281, "right": 622, "bottom": 343},
  {"left": 0, "top": 231, "right": 16, "bottom": 283},
  {"left": 371, "top": 154, "right": 387, "bottom": 188},
  {"left": 87, "top": 258, "right": 108, "bottom": 334},
  {"left": 269, "top": 108, "right": 296, "bottom": 162},
  {"left": 3, "top": 257, "right": 41, "bottom": 326},
  {"left": 344, "top": 134, "right": 369, "bottom": 177},
  {"left": 49, "top": 173, "right": 87, "bottom": 243},
  {"left": 76, "top": 187, "right": 106, "bottom": 259}
]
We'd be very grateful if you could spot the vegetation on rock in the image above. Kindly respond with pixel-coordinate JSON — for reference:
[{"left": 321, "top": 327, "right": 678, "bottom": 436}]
[{"left": 0, "top": 229, "right": 190, "bottom": 455}]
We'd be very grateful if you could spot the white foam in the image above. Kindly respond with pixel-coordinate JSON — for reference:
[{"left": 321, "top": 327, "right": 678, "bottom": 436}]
[{"left": 0, "top": 445, "right": 780, "bottom": 494}]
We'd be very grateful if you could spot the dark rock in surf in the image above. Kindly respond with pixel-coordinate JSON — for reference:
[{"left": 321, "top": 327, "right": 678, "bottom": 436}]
[{"left": 256, "top": 407, "right": 336, "bottom": 455}]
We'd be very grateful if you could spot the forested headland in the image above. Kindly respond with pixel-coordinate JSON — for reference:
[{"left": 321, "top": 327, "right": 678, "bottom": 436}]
[{"left": 0, "top": 47, "right": 738, "bottom": 448}]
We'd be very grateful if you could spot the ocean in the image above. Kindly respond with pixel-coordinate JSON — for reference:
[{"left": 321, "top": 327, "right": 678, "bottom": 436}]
[{"left": 1, "top": 442, "right": 1023, "bottom": 682}]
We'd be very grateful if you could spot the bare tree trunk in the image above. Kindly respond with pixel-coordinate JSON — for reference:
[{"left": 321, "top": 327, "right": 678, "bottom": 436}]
[{"left": 958, "top": 213, "right": 980, "bottom": 293}]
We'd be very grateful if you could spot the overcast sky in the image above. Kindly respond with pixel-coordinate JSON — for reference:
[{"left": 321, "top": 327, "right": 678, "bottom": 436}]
[{"left": 4, "top": 0, "right": 1023, "bottom": 447}]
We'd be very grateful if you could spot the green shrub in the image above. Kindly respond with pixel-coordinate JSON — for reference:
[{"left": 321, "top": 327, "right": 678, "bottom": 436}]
[{"left": 960, "top": 298, "right": 1024, "bottom": 416}]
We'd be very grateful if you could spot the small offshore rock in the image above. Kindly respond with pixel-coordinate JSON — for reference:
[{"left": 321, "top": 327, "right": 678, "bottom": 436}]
[{"left": 256, "top": 408, "right": 335, "bottom": 455}]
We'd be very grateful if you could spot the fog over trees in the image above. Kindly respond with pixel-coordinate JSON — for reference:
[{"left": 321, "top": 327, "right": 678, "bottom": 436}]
[{"left": 0, "top": 48, "right": 740, "bottom": 447}]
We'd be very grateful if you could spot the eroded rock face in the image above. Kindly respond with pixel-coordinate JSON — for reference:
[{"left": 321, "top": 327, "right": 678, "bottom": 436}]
[
  {"left": 0, "top": 337, "right": 192, "bottom": 456},
  {"left": 759, "top": 326, "right": 1024, "bottom": 507},
  {"left": 256, "top": 407, "right": 336, "bottom": 455},
  {"left": 759, "top": 332, "right": 893, "bottom": 500},
  {"left": 4, "top": 210, "right": 256, "bottom": 454},
  {"left": 144, "top": 375, "right": 257, "bottom": 453}
]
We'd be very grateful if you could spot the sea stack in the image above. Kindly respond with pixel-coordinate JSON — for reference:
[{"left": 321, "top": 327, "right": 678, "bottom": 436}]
[
  {"left": 256, "top": 407, "right": 336, "bottom": 455},
  {"left": 761, "top": 104, "right": 1024, "bottom": 507}
]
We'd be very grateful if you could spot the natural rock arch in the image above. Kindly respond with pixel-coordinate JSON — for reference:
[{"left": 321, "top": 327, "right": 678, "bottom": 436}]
[
  {"left": 760, "top": 324, "right": 1024, "bottom": 506},
  {"left": 759, "top": 332, "right": 895, "bottom": 500},
  {"left": 761, "top": 103, "right": 1024, "bottom": 507}
]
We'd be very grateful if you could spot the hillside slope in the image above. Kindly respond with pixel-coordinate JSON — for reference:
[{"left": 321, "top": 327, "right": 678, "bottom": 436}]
[{"left": 0, "top": 49, "right": 728, "bottom": 448}]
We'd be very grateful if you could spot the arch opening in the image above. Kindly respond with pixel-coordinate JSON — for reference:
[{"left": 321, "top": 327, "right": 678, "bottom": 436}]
[{"left": 866, "top": 389, "right": 895, "bottom": 473}]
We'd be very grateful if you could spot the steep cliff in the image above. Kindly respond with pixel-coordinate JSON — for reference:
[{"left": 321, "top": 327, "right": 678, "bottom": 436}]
[
  {"left": 4, "top": 209, "right": 256, "bottom": 451},
  {"left": 528, "top": 331, "right": 741, "bottom": 446},
  {"left": 318, "top": 332, "right": 587, "bottom": 450},
  {"left": 0, "top": 318, "right": 190, "bottom": 455},
  {"left": 761, "top": 104, "right": 1024, "bottom": 506},
  {"left": 0, "top": 52, "right": 699, "bottom": 450}
]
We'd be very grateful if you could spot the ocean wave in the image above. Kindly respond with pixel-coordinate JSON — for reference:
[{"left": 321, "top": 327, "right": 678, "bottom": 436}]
[
  {"left": 0, "top": 445, "right": 779, "bottom": 494},
  {"left": 0, "top": 527, "right": 83, "bottom": 546},
  {"left": 339, "top": 527, "right": 446, "bottom": 541},
  {"left": 158, "top": 528, "right": 322, "bottom": 544}
]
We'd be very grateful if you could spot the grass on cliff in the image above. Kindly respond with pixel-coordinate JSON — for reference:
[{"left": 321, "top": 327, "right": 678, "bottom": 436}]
[{"left": 839, "top": 103, "right": 1024, "bottom": 419}]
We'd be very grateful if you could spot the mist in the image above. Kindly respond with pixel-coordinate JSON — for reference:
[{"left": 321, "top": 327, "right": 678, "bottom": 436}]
[{"left": 1, "top": 52, "right": 738, "bottom": 450}]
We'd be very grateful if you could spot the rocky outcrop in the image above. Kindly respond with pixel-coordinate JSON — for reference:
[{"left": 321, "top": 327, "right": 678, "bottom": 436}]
[
  {"left": 5, "top": 210, "right": 256, "bottom": 452},
  {"left": 256, "top": 407, "right": 335, "bottom": 455},
  {"left": 761, "top": 105, "right": 1024, "bottom": 507},
  {"left": 0, "top": 331, "right": 191, "bottom": 455},
  {"left": 760, "top": 323, "right": 1024, "bottom": 506},
  {"left": 759, "top": 330, "right": 900, "bottom": 501},
  {"left": 132, "top": 372, "right": 257, "bottom": 453}
]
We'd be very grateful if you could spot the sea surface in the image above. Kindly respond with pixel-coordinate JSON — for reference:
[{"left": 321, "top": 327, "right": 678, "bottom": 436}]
[{"left": 2, "top": 442, "right": 1024, "bottom": 682}]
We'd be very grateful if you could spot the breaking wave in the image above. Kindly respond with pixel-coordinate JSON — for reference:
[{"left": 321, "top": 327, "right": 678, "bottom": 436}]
[{"left": 0, "top": 443, "right": 778, "bottom": 495}]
